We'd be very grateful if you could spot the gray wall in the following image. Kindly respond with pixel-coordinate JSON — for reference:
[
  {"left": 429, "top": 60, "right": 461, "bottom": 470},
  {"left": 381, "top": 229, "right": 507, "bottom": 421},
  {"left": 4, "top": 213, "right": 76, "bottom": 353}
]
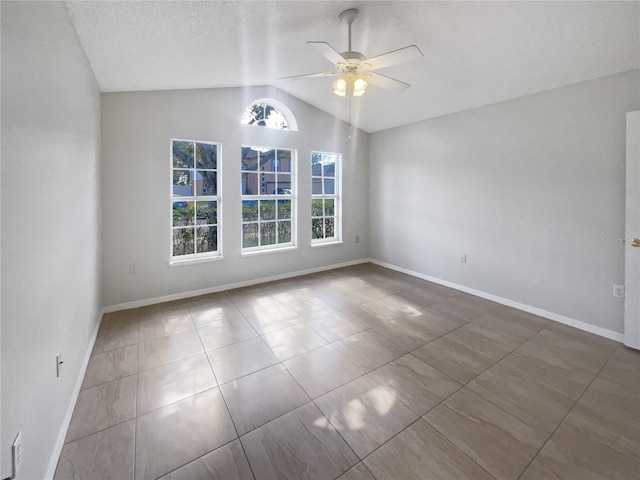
[
  {"left": 370, "top": 70, "right": 640, "bottom": 335},
  {"left": 1, "top": 2, "right": 102, "bottom": 479},
  {"left": 101, "top": 87, "right": 369, "bottom": 307}
]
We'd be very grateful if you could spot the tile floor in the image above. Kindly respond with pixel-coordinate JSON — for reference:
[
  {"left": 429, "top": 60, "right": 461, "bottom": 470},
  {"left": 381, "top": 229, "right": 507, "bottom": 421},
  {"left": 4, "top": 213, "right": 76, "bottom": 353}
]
[{"left": 54, "top": 263, "right": 640, "bottom": 480}]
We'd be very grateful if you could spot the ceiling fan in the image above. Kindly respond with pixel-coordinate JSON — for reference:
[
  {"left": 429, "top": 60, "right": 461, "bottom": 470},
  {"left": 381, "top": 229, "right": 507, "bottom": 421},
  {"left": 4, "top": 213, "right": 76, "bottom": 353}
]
[{"left": 279, "top": 8, "right": 423, "bottom": 97}]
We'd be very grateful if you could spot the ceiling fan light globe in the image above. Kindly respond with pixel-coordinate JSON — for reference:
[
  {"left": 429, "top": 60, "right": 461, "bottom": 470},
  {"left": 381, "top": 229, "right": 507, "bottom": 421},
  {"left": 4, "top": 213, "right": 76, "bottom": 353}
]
[
  {"left": 333, "top": 78, "right": 347, "bottom": 97},
  {"left": 352, "top": 77, "right": 367, "bottom": 97}
]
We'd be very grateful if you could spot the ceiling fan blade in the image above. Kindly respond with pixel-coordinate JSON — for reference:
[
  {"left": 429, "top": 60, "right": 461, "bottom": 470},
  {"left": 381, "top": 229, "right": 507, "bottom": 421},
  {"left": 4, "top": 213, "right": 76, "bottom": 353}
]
[
  {"left": 364, "top": 45, "right": 424, "bottom": 71},
  {"left": 278, "top": 71, "right": 340, "bottom": 81},
  {"left": 307, "top": 41, "right": 347, "bottom": 66},
  {"left": 366, "top": 72, "right": 411, "bottom": 93}
]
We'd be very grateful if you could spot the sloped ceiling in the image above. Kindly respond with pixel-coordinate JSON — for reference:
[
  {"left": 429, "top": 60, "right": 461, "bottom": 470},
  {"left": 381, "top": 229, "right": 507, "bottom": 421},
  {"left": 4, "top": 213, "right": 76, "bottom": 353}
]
[{"left": 66, "top": 1, "right": 640, "bottom": 133}]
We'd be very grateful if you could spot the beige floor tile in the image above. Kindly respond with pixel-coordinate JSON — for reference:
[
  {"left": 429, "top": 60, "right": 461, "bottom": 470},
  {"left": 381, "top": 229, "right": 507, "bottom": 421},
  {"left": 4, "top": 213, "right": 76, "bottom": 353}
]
[
  {"left": 66, "top": 375, "right": 137, "bottom": 442},
  {"left": 367, "top": 274, "right": 425, "bottom": 294},
  {"left": 600, "top": 346, "right": 640, "bottom": 385},
  {"left": 371, "top": 315, "right": 444, "bottom": 351},
  {"left": 489, "top": 305, "right": 550, "bottom": 331},
  {"left": 363, "top": 419, "right": 493, "bottom": 480},
  {"left": 197, "top": 316, "right": 258, "bottom": 351},
  {"left": 283, "top": 344, "right": 365, "bottom": 399},
  {"left": 367, "top": 354, "right": 460, "bottom": 415},
  {"left": 412, "top": 335, "right": 494, "bottom": 383},
  {"left": 525, "top": 324, "right": 618, "bottom": 373},
  {"left": 587, "top": 369, "right": 639, "bottom": 417},
  {"left": 190, "top": 303, "right": 244, "bottom": 328},
  {"left": 521, "top": 437, "right": 640, "bottom": 480},
  {"left": 207, "top": 336, "right": 279, "bottom": 384},
  {"left": 187, "top": 291, "right": 232, "bottom": 310},
  {"left": 226, "top": 285, "right": 268, "bottom": 301},
  {"left": 141, "top": 302, "right": 191, "bottom": 322},
  {"left": 221, "top": 364, "right": 309, "bottom": 435},
  {"left": 99, "top": 309, "right": 140, "bottom": 332},
  {"left": 270, "top": 288, "right": 318, "bottom": 306},
  {"left": 135, "top": 388, "right": 237, "bottom": 480},
  {"left": 340, "top": 305, "right": 392, "bottom": 328},
  {"left": 319, "top": 288, "right": 380, "bottom": 310},
  {"left": 233, "top": 295, "right": 282, "bottom": 316},
  {"left": 499, "top": 343, "right": 595, "bottom": 400},
  {"left": 315, "top": 376, "right": 418, "bottom": 458},
  {"left": 82, "top": 344, "right": 138, "bottom": 389},
  {"left": 354, "top": 300, "right": 406, "bottom": 323},
  {"left": 553, "top": 393, "right": 640, "bottom": 462},
  {"left": 307, "top": 311, "right": 370, "bottom": 343},
  {"left": 371, "top": 294, "right": 424, "bottom": 317},
  {"left": 467, "top": 362, "right": 574, "bottom": 436},
  {"left": 415, "top": 281, "right": 459, "bottom": 298},
  {"left": 446, "top": 323, "right": 521, "bottom": 361},
  {"left": 472, "top": 312, "right": 543, "bottom": 342},
  {"left": 429, "top": 297, "right": 489, "bottom": 322},
  {"left": 394, "top": 284, "right": 454, "bottom": 307},
  {"left": 607, "top": 346, "right": 640, "bottom": 371},
  {"left": 408, "top": 306, "right": 468, "bottom": 335},
  {"left": 138, "top": 314, "right": 195, "bottom": 341},
  {"left": 241, "top": 402, "right": 358, "bottom": 480},
  {"left": 600, "top": 362, "right": 640, "bottom": 393},
  {"left": 93, "top": 323, "right": 139, "bottom": 355},
  {"left": 158, "top": 439, "right": 253, "bottom": 480},
  {"left": 461, "top": 294, "right": 502, "bottom": 312},
  {"left": 261, "top": 323, "right": 328, "bottom": 360},
  {"left": 138, "top": 329, "right": 204, "bottom": 371},
  {"left": 55, "top": 420, "right": 135, "bottom": 480},
  {"left": 284, "top": 297, "right": 337, "bottom": 320},
  {"left": 333, "top": 330, "right": 405, "bottom": 373},
  {"left": 336, "top": 463, "right": 376, "bottom": 480},
  {"left": 425, "top": 388, "right": 548, "bottom": 480},
  {"left": 243, "top": 304, "right": 303, "bottom": 334},
  {"left": 137, "top": 353, "right": 217, "bottom": 415}
]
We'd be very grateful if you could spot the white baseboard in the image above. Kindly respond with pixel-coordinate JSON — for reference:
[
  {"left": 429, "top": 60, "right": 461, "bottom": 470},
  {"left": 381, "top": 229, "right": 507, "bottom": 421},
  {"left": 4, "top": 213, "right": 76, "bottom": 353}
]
[
  {"left": 370, "top": 259, "right": 624, "bottom": 343},
  {"left": 103, "top": 258, "right": 369, "bottom": 313},
  {"left": 44, "top": 309, "right": 103, "bottom": 479}
]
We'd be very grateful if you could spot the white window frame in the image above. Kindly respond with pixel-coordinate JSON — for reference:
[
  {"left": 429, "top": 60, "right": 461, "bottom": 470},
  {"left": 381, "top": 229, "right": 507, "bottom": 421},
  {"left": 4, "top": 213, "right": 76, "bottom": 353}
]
[
  {"left": 170, "top": 139, "right": 222, "bottom": 264},
  {"left": 241, "top": 145, "right": 297, "bottom": 254},
  {"left": 311, "top": 151, "right": 341, "bottom": 245}
]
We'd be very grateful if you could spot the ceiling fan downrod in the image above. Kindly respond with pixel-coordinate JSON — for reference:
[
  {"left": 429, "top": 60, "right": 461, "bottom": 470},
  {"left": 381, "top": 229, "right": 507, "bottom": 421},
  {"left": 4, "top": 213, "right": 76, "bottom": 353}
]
[{"left": 339, "top": 8, "right": 359, "bottom": 53}]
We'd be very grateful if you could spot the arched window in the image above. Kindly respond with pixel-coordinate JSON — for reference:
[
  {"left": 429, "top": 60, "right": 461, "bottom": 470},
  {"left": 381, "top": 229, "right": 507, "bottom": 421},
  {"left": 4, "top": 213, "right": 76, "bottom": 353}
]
[{"left": 241, "top": 99, "right": 298, "bottom": 131}]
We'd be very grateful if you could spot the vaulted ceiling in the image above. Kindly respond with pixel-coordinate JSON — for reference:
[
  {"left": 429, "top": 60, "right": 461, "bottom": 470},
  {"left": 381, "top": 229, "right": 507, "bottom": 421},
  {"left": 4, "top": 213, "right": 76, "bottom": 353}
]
[{"left": 66, "top": 1, "right": 639, "bottom": 133}]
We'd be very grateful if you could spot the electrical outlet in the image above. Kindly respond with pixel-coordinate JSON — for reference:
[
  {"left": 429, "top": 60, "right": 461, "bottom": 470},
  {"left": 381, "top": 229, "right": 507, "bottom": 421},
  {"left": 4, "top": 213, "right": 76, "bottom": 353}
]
[
  {"left": 12, "top": 431, "right": 22, "bottom": 478},
  {"left": 355, "top": 235, "right": 360, "bottom": 244},
  {"left": 56, "top": 351, "right": 63, "bottom": 378},
  {"left": 613, "top": 284, "right": 625, "bottom": 298},
  {"left": 460, "top": 254, "right": 467, "bottom": 263}
]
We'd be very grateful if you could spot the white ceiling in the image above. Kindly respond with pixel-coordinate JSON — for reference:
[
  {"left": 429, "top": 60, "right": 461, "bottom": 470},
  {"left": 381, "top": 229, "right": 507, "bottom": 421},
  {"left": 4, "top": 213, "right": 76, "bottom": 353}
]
[{"left": 66, "top": 1, "right": 640, "bottom": 133}]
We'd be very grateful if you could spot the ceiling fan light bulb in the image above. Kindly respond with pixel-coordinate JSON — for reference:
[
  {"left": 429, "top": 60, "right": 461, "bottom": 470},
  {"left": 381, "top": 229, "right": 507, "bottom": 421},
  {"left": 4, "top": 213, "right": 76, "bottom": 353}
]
[
  {"left": 333, "top": 78, "right": 347, "bottom": 97},
  {"left": 353, "top": 78, "right": 367, "bottom": 96}
]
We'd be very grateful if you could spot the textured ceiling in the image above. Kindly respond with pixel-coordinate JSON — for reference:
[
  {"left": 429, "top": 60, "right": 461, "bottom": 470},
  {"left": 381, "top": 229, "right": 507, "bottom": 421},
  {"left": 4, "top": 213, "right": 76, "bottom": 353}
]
[{"left": 66, "top": 1, "right": 640, "bottom": 133}]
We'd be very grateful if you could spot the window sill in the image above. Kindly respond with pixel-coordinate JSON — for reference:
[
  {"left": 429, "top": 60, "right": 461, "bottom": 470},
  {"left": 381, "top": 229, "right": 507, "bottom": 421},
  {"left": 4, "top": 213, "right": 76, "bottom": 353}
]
[
  {"left": 169, "top": 255, "right": 223, "bottom": 267},
  {"left": 311, "top": 240, "right": 344, "bottom": 248},
  {"left": 241, "top": 246, "right": 299, "bottom": 257}
]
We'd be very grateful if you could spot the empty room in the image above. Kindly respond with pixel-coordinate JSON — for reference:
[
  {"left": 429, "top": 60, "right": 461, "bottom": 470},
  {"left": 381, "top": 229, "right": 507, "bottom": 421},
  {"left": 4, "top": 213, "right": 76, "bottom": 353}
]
[{"left": 2, "top": 1, "right": 640, "bottom": 479}]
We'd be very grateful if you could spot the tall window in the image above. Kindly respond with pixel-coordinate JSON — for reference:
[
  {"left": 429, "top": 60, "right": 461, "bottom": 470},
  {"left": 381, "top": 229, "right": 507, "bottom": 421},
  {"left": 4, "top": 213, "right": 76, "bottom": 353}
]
[
  {"left": 241, "top": 146, "right": 295, "bottom": 251},
  {"left": 311, "top": 152, "right": 340, "bottom": 243},
  {"left": 171, "top": 140, "right": 220, "bottom": 260}
]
